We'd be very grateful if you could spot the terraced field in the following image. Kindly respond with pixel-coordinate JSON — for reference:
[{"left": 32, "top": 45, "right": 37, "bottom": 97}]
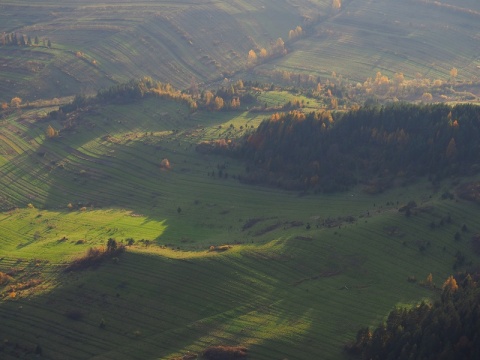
[
  {"left": 0, "top": 0, "right": 312, "bottom": 101},
  {"left": 1, "top": 97, "right": 479, "bottom": 359},
  {"left": 256, "top": 0, "right": 480, "bottom": 83},
  {"left": 2, "top": 0, "right": 479, "bottom": 103}
]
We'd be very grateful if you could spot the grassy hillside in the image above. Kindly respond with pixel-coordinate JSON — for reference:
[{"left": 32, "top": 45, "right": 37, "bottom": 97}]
[
  {"left": 1, "top": 97, "right": 480, "bottom": 359},
  {"left": 263, "top": 0, "right": 480, "bottom": 84},
  {"left": 0, "top": 0, "right": 312, "bottom": 101},
  {"left": 2, "top": 0, "right": 479, "bottom": 103}
]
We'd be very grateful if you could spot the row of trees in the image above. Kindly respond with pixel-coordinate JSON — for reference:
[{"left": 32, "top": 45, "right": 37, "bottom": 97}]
[
  {"left": 230, "top": 103, "right": 480, "bottom": 192},
  {"left": 49, "top": 77, "right": 257, "bottom": 128},
  {"left": 345, "top": 273, "right": 480, "bottom": 359},
  {"left": 54, "top": 77, "right": 198, "bottom": 116},
  {"left": 1, "top": 32, "right": 51, "bottom": 48},
  {"left": 247, "top": 37, "right": 287, "bottom": 67},
  {"left": 250, "top": 67, "right": 474, "bottom": 110},
  {"left": 1, "top": 97, "right": 22, "bottom": 111}
]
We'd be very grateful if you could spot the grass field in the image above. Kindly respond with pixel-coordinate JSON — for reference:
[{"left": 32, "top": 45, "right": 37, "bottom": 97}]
[
  {"left": 2, "top": 0, "right": 479, "bottom": 103},
  {"left": 254, "top": 0, "right": 480, "bottom": 84},
  {"left": 0, "top": 0, "right": 308, "bottom": 101},
  {"left": 0, "top": 96, "right": 479, "bottom": 359}
]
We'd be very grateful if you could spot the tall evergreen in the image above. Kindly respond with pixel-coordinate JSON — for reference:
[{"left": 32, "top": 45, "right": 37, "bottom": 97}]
[{"left": 231, "top": 103, "right": 480, "bottom": 192}]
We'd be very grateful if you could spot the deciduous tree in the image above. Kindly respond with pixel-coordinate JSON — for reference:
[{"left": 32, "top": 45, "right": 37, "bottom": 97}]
[
  {"left": 203, "top": 90, "right": 214, "bottom": 105},
  {"left": 442, "top": 275, "right": 458, "bottom": 293},
  {"left": 214, "top": 96, "right": 224, "bottom": 110},
  {"left": 46, "top": 124, "right": 59, "bottom": 138},
  {"left": 450, "top": 67, "right": 458, "bottom": 83},
  {"left": 247, "top": 49, "right": 257, "bottom": 65},
  {"left": 10, "top": 97, "right": 22, "bottom": 108},
  {"left": 422, "top": 92, "right": 433, "bottom": 102},
  {"left": 259, "top": 48, "right": 268, "bottom": 59},
  {"left": 273, "top": 38, "right": 286, "bottom": 55}
]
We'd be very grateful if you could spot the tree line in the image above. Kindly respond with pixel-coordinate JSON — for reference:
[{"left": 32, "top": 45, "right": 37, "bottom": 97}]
[
  {"left": 50, "top": 77, "right": 262, "bottom": 124},
  {"left": 230, "top": 103, "right": 480, "bottom": 192},
  {"left": 1, "top": 32, "right": 51, "bottom": 48},
  {"left": 50, "top": 77, "right": 198, "bottom": 120}
]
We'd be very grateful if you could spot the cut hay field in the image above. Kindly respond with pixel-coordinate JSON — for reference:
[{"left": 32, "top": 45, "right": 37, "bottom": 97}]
[{"left": 1, "top": 97, "right": 480, "bottom": 359}]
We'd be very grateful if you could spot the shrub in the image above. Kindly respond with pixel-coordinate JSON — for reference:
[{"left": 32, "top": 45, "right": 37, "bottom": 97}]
[
  {"left": 65, "top": 241, "right": 125, "bottom": 271},
  {"left": 202, "top": 346, "right": 247, "bottom": 360},
  {"left": 65, "top": 309, "right": 84, "bottom": 321},
  {"left": 0, "top": 272, "right": 12, "bottom": 286}
]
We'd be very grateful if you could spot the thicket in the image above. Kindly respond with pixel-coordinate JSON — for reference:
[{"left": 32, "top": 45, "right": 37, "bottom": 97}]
[
  {"left": 202, "top": 345, "right": 247, "bottom": 360},
  {"left": 51, "top": 77, "right": 198, "bottom": 118},
  {"left": 50, "top": 78, "right": 257, "bottom": 122},
  {"left": 345, "top": 273, "right": 480, "bottom": 360},
  {"left": 232, "top": 103, "right": 480, "bottom": 192},
  {"left": 65, "top": 238, "right": 124, "bottom": 271}
]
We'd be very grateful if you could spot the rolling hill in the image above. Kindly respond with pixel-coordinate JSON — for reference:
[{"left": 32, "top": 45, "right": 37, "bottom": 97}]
[
  {"left": 1, "top": 0, "right": 480, "bottom": 358},
  {"left": 0, "top": 92, "right": 479, "bottom": 359},
  {"left": 1, "top": 0, "right": 479, "bottom": 102}
]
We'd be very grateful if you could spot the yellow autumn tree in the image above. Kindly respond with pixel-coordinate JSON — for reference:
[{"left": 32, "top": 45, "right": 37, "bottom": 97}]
[
  {"left": 289, "top": 26, "right": 303, "bottom": 40},
  {"left": 10, "top": 97, "right": 22, "bottom": 108},
  {"left": 247, "top": 50, "right": 257, "bottom": 65},
  {"left": 273, "top": 38, "right": 286, "bottom": 55},
  {"left": 422, "top": 92, "right": 433, "bottom": 102},
  {"left": 46, "top": 124, "right": 59, "bottom": 138},
  {"left": 259, "top": 48, "right": 268, "bottom": 59},
  {"left": 203, "top": 90, "right": 214, "bottom": 105},
  {"left": 450, "top": 67, "right": 458, "bottom": 83},
  {"left": 442, "top": 275, "right": 458, "bottom": 293},
  {"left": 425, "top": 273, "right": 433, "bottom": 287},
  {"left": 214, "top": 96, "right": 224, "bottom": 110},
  {"left": 393, "top": 72, "right": 405, "bottom": 87},
  {"left": 330, "top": 97, "right": 338, "bottom": 109},
  {"left": 230, "top": 98, "right": 240, "bottom": 109}
]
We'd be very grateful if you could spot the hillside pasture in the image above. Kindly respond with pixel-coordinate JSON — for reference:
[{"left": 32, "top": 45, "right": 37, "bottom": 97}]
[
  {"left": 1, "top": 187, "right": 479, "bottom": 359},
  {"left": 0, "top": 0, "right": 308, "bottom": 101},
  {"left": 0, "top": 96, "right": 480, "bottom": 358},
  {"left": 259, "top": 0, "right": 480, "bottom": 84}
]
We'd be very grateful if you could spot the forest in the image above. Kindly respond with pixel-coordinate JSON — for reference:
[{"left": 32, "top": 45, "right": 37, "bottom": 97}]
[
  {"left": 230, "top": 103, "right": 480, "bottom": 192},
  {"left": 345, "top": 272, "right": 480, "bottom": 360}
]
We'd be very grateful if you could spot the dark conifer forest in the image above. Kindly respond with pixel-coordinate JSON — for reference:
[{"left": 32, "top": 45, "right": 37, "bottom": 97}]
[
  {"left": 232, "top": 104, "right": 480, "bottom": 192},
  {"left": 345, "top": 273, "right": 480, "bottom": 360}
]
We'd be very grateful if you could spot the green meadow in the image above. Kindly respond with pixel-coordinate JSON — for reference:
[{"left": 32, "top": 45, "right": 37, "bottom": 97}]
[
  {"left": 1, "top": 0, "right": 480, "bottom": 358},
  {"left": 0, "top": 96, "right": 479, "bottom": 359}
]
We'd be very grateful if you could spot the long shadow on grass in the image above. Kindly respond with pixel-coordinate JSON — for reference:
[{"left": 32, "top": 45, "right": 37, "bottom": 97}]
[
  {"left": 0, "top": 245, "right": 323, "bottom": 359},
  {"left": 4, "top": 98, "right": 244, "bottom": 215}
]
